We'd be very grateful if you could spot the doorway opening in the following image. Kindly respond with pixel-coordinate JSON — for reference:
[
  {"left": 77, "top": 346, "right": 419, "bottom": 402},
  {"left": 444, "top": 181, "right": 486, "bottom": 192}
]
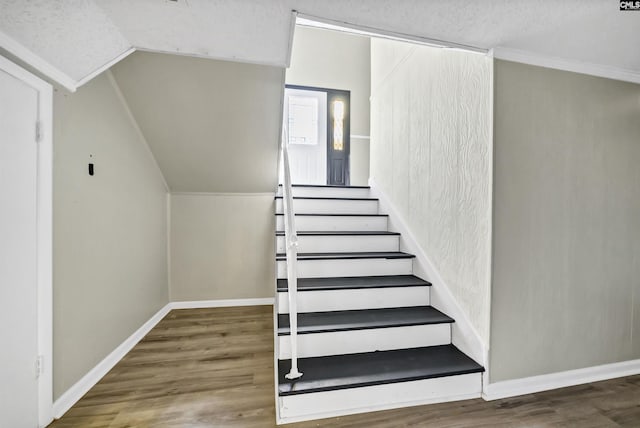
[{"left": 284, "top": 85, "right": 351, "bottom": 186}]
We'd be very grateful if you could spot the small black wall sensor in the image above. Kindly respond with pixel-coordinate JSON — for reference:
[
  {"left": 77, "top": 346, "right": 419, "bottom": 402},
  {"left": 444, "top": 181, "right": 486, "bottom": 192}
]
[{"left": 88, "top": 154, "right": 94, "bottom": 176}]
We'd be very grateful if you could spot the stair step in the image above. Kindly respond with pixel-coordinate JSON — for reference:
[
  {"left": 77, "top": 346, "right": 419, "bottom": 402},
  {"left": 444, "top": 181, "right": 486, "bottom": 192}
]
[
  {"left": 279, "top": 184, "right": 371, "bottom": 189},
  {"left": 275, "top": 213, "right": 388, "bottom": 217},
  {"left": 276, "top": 231, "right": 399, "bottom": 236},
  {"left": 278, "top": 344, "right": 484, "bottom": 396},
  {"left": 275, "top": 197, "right": 379, "bottom": 215},
  {"left": 278, "top": 324, "right": 451, "bottom": 359},
  {"left": 276, "top": 232, "right": 400, "bottom": 253},
  {"left": 277, "top": 275, "right": 431, "bottom": 292},
  {"left": 277, "top": 184, "right": 371, "bottom": 198},
  {"left": 277, "top": 256, "right": 414, "bottom": 279},
  {"left": 275, "top": 196, "right": 377, "bottom": 201},
  {"left": 278, "top": 306, "right": 453, "bottom": 335},
  {"left": 276, "top": 214, "right": 388, "bottom": 232},
  {"left": 276, "top": 251, "right": 415, "bottom": 261}
]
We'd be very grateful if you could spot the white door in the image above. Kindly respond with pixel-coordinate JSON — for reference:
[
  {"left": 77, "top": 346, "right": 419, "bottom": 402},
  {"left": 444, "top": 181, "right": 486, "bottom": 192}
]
[
  {"left": 284, "top": 88, "right": 327, "bottom": 185},
  {"left": 0, "top": 64, "right": 41, "bottom": 427}
]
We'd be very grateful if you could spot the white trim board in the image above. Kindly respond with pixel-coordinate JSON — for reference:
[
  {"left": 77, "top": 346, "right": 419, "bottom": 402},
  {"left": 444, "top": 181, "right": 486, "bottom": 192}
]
[
  {"left": 76, "top": 48, "right": 135, "bottom": 88},
  {"left": 134, "top": 46, "right": 289, "bottom": 69},
  {"left": 171, "top": 298, "right": 274, "bottom": 309},
  {"left": 53, "top": 298, "right": 275, "bottom": 419},
  {"left": 0, "top": 29, "right": 135, "bottom": 91},
  {"left": 483, "top": 358, "right": 640, "bottom": 401},
  {"left": 285, "top": 10, "right": 298, "bottom": 68},
  {"left": 52, "top": 304, "right": 172, "bottom": 418},
  {"left": 490, "top": 47, "right": 640, "bottom": 85},
  {"left": 295, "top": 12, "right": 487, "bottom": 54},
  {"left": 0, "top": 53, "right": 55, "bottom": 428},
  {"left": 0, "top": 29, "right": 77, "bottom": 91},
  {"left": 278, "top": 373, "right": 482, "bottom": 424},
  {"left": 368, "top": 179, "right": 487, "bottom": 367}
]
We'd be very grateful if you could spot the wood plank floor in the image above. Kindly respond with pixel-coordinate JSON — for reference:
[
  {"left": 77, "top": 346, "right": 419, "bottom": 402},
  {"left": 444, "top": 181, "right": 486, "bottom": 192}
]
[{"left": 49, "top": 306, "right": 640, "bottom": 427}]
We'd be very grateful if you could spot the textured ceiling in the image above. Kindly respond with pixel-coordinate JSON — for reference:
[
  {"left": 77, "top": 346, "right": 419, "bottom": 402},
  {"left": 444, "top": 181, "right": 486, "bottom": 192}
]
[
  {"left": 0, "top": 0, "right": 130, "bottom": 81},
  {"left": 0, "top": 0, "right": 639, "bottom": 87}
]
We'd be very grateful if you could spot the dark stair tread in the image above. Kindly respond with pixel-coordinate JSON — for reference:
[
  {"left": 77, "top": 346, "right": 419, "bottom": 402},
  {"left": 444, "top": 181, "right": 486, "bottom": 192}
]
[
  {"left": 275, "top": 213, "right": 388, "bottom": 217},
  {"left": 278, "top": 306, "right": 453, "bottom": 335},
  {"left": 275, "top": 196, "right": 378, "bottom": 201},
  {"left": 277, "top": 275, "right": 431, "bottom": 292},
  {"left": 278, "top": 184, "right": 370, "bottom": 189},
  {"left": 278, "top": 344, "right": 484, "bottom": 396},
  {"left": 276, "top": 231, "right": 400, "bottom": 236},
  {"left": 275, "top": 251, "right": 415, "bottom": 261}
]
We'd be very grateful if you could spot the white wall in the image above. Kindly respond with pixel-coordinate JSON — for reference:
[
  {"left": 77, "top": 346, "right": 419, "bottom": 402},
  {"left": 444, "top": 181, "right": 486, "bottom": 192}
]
[
  {"left": 370, "top": 39, "right": 492, "bottom": 343},
  {"left": 169, "top": 193, "right": 275, "bottom": 301},
  {"left": 53, "top": 72, "right": 169, "bottom": 399},
  {"left": 286, "top": 26, "right": 371, "bottom": 186}
]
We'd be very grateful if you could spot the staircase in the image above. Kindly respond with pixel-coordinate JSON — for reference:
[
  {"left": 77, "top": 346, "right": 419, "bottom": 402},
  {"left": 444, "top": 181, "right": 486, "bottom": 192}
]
[{"left": 274, "top": 184, "right": 484, "bottom": 423}]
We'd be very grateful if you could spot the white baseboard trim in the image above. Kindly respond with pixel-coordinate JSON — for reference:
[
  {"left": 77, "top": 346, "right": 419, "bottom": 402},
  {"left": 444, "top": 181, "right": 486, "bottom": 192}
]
[
  {"left": 278, "top": 392, "right": 481, "bottom": 425},
  {"left": 52, "top": 303, "right": 172, "bottom": 418},
  {"left": 170, "top": 298, "right": 275, "bottom": 309},
  {"left": 52, "top": 297, "right": 275, "bottom": 418},
  {"left": 483, "top": 358, "right": 640, "bottom": 401},
  {"left": 368, "top": 179, "right": 487, "bottom": 367}
]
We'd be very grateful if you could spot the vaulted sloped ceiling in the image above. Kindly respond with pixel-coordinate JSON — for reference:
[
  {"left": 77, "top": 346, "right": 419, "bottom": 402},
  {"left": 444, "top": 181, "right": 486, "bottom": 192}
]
[
  {"left": 1, "top": 0, "right": 639, "bottom": 90},
  {"left": 109, "top": 51, "right": 284, "bottom": 193}
]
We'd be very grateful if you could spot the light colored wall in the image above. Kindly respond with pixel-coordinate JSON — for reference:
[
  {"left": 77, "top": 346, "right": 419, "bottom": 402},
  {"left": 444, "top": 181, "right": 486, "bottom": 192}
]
[
  {"left": 110, "top": 51, "right": 284, "bottom": 193},
  {"left": 491, "top": 60, "right": 640, "bottom": 382},
  {"left": 370, "top": 39, "right": 492, "bottom": 343},
  {"left": 169, "top": 193, "right": 274, "bottom": 301},
  {"left": 286, "top": 26, "right": 371, "bottom": 186},
  {"left": 53, "top": 72, "right": 169, "bottom": 398}
]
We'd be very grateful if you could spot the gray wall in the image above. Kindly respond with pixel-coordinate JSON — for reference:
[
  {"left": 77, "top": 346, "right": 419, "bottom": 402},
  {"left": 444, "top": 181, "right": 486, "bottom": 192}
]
[
  {"left": 111, "top": 51, "right": 284, "bottom": 193},
  {"left": 53, "top": 72, "right": 169, "bottom": 398},
  {"left": 169, "top": 193, "right": 275, "bottom": 301},
  {"left": 110, "top": 52, "right": 285, "bottom": 302},
  {"left": 286, "top": 26, "right": 371, "bottom": 186},
  {"left": 491, "top": 60, "right": 640, "bottom": 382},
  {"left": 370, "top": 39, "right": 492, "bottom": 342}
]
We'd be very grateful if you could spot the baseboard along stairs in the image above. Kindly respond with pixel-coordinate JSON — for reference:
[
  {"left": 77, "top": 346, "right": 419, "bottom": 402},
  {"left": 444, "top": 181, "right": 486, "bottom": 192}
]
[{"left": 274, "top": 184, "right": 484, "bottom": 423}]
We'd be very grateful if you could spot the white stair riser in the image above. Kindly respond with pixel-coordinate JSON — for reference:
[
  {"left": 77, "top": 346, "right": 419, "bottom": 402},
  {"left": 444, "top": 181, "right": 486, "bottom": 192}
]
[
  {"left": 277, "top": 258, "right": 412, "bottom": 279},
  {"left": 278, "top": 324, "right": 450, "bottom": 359},
  {"left": 276, "top": 235, "right": 399, "bottom": 253},
  {"left": 277, "top": 286, "right": 429, "bottom": 313},
  {"left": 277, "top": 187, "right": 371, "bottom": 198},
  {"left": 275, "top": 199, "right": 378, "bottom": 215},
  {"left": 278, "top": 373, "right": 482, "bottom": 423},
  {"left": 276, "top": 215, "right": 388, "bottom": 232}
]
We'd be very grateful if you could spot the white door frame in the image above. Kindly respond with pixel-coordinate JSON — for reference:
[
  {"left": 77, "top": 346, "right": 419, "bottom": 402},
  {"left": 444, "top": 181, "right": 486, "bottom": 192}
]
[{"left": 0, "top": 54, "right": 53, "bottom": 427}]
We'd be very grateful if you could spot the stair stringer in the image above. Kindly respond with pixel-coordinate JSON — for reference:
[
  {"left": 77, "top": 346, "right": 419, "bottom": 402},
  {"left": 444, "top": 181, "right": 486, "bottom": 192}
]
[{"left": 368, "top": 178, "right": 488, "bottom": 372}]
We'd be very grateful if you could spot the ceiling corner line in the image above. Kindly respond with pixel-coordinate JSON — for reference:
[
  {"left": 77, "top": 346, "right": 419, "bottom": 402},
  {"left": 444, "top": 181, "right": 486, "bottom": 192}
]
[
  {"left": 284, "top": 9, "right": 299, "bottom": 68},
  {"left": 492, "top": 46, "right": 640, "bottom": 85},
  {"left": 0, "top": 29, "right": 77, "bottom": 92},
  {"left": 75, "top": 46, "right": 137, "bottom": 88}
]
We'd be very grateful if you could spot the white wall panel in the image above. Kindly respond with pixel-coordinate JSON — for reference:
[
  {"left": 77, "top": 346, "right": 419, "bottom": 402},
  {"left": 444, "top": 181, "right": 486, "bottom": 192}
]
[{"left": 370, "top": 39, "right": 492, "bottom": 342}]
